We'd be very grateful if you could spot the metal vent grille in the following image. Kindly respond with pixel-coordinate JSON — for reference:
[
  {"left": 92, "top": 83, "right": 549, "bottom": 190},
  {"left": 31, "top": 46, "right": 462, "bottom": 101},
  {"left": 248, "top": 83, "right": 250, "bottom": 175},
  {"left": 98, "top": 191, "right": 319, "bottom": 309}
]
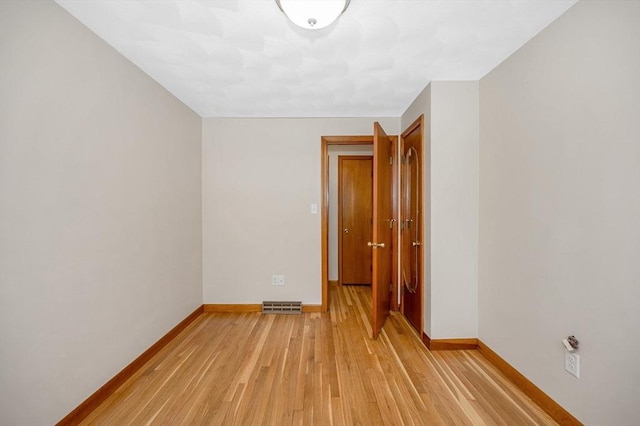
[{"left": 262, "top": 301, "right": 302, "bottom": 315}]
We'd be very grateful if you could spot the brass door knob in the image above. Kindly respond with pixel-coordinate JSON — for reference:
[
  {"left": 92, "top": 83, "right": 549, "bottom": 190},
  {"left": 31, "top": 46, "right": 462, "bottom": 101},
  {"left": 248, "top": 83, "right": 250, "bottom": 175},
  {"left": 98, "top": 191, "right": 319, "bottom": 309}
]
[
  {"left": 367, "top": 242, "right": 386, "bottom": 249},
  {"left": 412, "top": 241, "right": 421, "bottom": 247},
  {"left": 343, "top": 228, "right": 349, "bottom": 234}
]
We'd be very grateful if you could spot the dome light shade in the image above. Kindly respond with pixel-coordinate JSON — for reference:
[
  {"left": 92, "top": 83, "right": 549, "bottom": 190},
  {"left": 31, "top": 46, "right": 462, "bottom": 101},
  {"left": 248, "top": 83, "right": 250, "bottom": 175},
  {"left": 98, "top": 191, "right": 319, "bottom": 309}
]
[{"left": 276, "top": 0, "right": 350, "bottom": 30}]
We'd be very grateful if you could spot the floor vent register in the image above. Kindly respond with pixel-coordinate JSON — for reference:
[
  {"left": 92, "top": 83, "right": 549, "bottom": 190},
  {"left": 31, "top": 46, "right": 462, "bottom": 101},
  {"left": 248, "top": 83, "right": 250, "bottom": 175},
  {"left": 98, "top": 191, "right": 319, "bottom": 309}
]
[{"left": 262, "top": 301, "right": 302, "bottom": 315}]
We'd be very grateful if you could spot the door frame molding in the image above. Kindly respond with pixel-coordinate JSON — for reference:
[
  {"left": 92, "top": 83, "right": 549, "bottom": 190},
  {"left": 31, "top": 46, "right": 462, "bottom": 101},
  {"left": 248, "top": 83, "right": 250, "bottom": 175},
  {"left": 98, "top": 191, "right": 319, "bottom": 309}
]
[
  {"left": 321, "top": 135, "right": 397, "bottom": 312},
  {"left": 337, "top": 155, "right": 373, "bottom": 286}
]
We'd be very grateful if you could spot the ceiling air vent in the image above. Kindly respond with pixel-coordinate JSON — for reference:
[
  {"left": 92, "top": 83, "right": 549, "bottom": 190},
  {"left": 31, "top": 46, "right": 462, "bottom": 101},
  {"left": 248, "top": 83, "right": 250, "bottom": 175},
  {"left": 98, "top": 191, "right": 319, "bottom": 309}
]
[{"left": 262, "top": 301, "right": 302, "bottom": 315}]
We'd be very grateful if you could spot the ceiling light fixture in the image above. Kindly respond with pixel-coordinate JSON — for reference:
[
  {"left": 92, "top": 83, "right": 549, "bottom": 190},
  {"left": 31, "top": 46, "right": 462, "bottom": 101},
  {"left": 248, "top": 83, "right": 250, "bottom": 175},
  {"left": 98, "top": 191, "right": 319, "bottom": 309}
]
[{"left": 276, "top": 0, "right": 350, "bottom": 30}]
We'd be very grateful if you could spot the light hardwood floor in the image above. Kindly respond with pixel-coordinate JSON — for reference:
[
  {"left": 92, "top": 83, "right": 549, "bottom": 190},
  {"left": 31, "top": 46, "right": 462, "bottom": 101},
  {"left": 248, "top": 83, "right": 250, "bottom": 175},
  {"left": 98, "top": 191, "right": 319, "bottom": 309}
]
[{"left": 81, "top": 285, "right": 556, "bottom": 425}]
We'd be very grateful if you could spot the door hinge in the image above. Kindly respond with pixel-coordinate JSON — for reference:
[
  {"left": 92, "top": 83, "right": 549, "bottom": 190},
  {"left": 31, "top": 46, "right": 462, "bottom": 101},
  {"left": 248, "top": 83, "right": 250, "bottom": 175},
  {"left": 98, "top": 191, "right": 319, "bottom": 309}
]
[
  {"left": 389, "top": 283, "right": 392, "bottom": 292},
  {"left": 390, "top": 156, "right": 393, "bottom": 166},
  {"left": 389, "top": 218, "right": 395, "bottom": 229}
]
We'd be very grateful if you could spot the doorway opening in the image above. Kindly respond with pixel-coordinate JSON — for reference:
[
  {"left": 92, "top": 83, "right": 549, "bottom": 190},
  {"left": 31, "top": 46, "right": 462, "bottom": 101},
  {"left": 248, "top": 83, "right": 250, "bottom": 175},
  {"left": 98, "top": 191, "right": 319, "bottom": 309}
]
[
  {"left": 321, "top": 136, "right": 372, "bottom": 312},
  {"left": 321, "top": 132, "right": 398, "bottom": 339}
]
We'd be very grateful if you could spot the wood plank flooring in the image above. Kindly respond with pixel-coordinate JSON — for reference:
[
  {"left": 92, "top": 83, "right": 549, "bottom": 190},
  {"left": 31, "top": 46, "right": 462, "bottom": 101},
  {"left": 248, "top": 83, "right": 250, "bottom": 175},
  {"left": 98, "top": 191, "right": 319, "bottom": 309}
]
[{"left": 81, "top": 285, "right": 556, "bottom": 425}]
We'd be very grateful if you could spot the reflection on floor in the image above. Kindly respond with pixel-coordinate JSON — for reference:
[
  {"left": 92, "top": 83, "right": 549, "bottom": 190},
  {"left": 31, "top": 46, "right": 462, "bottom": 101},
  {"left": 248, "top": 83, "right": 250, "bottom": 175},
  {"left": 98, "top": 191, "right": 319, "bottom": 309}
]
[{"left": 80, "top": 284, "right": 556, "bottom": 425}]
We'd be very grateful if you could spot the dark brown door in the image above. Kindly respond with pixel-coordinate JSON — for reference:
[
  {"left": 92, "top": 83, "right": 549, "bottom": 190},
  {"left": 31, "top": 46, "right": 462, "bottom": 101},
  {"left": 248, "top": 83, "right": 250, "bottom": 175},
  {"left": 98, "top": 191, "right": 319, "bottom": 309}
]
[
  {"left": 371, "top": 123, "right": 393, "bottom": 339},
  {"left": 338, "top": 156, "right": 373, "bottom": 285},
  {"left": 401, "top": 116, "right": 424, "bottom": 333}
]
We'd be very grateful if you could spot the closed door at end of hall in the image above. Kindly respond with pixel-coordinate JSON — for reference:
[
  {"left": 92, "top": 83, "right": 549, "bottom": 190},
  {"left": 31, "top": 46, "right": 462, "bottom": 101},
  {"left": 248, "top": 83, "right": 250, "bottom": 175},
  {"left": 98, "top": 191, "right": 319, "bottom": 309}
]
[{"left": 339, "top": 156, "right": 373, "bottom": 285}]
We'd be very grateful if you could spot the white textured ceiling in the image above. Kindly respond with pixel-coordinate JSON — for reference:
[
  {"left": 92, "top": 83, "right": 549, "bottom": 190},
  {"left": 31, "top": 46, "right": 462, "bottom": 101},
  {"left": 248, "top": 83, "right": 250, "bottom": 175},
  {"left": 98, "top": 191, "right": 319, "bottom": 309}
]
[{"left": 56, "top": 0, "right": 577, "bottom": 117}]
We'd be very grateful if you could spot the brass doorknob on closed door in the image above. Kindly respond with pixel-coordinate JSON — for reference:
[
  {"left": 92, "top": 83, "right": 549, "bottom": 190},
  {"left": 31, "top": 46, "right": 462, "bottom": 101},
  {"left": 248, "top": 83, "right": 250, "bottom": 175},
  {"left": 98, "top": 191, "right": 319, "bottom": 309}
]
[
  {"left": 343, "top": 228, "right": 349, "bottom": 234},
  {"left": 412, "top": 241, "right": 421, "bottom": 247},
  {"left": 367, "top": 242, "right": 386, "bottom": 249}
]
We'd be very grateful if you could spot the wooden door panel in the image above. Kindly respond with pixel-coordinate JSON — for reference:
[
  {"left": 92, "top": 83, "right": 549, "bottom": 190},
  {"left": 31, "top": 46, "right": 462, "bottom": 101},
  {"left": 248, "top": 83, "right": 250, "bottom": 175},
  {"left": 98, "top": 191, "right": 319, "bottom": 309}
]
[
  {"left": 371, "top": 123, "right": 393, "bottom": 339},
  {"left": 339, "top": 157, "right": 373, "bottom": 285},
  {"left": 401, "top": 116, "right": 424, "bottom": 333}
]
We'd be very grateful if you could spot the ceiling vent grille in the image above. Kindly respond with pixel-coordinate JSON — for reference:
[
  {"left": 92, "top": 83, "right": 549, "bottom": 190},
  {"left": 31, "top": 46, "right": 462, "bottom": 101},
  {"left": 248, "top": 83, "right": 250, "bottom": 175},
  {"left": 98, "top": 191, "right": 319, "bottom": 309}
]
[{"left": 262, "top": 301, "right": 302, "bottom": 315}]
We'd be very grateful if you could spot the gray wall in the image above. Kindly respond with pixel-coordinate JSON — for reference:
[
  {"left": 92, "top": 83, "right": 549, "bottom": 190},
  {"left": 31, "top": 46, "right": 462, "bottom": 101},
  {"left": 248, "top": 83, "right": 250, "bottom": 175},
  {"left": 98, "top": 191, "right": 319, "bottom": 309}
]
[
  {"left": 0, "top": 1, "right": 203, "bottom": 424},
  {"left": 478, "top": 1, "right": 640, "bottom": 424}
]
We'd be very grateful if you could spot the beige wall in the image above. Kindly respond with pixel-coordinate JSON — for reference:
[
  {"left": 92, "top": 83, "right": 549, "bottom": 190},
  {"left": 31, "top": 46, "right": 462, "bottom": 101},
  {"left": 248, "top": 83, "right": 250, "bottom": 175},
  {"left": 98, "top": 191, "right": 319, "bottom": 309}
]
[
  {"left": 430, "top": 82, "right": 479, "bottom": 339},
  {"left": 401, "top": 81, "right": 479, "bottom": 339},
  {"left": 0, "top": 2, "right": 202, "bottom": 424},
  {"left": 479, "top": 1, "right": 640, "bottom": 424},
  {"left": 328, "top": 145, "right": 374, "bottom": 281},
  {"left": 202, "top": 118, "right": 398, "bottom": 305},
  {"left": 3, "top": 0, "right": 638, "bottom": 424}
]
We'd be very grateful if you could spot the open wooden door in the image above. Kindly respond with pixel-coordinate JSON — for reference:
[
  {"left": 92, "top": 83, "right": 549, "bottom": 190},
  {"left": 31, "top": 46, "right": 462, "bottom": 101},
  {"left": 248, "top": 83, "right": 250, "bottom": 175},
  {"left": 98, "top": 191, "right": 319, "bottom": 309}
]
[{"left": 371, "top": 122, "right": 393, "bottom": 339}]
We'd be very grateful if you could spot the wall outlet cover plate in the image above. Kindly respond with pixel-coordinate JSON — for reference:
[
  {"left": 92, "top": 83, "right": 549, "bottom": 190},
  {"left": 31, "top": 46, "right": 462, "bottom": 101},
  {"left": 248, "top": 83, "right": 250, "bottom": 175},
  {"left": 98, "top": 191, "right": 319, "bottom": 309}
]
[
  {"left": 564, "top": 351, "right": 580, "bottom": 378},
  {"left": 271, "top": 275, "right": 285, "bottom": 286}
]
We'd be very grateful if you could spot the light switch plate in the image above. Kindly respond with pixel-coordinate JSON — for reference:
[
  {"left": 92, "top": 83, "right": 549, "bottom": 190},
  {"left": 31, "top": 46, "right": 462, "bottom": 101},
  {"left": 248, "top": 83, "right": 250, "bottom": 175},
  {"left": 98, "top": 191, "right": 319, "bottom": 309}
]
[{"left": 310, "top": 204, "right": 318, "bottom": 214}]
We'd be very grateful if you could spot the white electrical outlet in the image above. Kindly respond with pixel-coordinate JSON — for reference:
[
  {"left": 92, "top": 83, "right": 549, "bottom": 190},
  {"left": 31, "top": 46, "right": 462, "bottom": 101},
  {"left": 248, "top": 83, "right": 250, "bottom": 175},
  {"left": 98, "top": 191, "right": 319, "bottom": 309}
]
[
  {"left": 271, "top": 275, "right": 285, "bottom": 286},
  {"left": 564, "top": 352, "right": 580, "bottom": 378}
]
